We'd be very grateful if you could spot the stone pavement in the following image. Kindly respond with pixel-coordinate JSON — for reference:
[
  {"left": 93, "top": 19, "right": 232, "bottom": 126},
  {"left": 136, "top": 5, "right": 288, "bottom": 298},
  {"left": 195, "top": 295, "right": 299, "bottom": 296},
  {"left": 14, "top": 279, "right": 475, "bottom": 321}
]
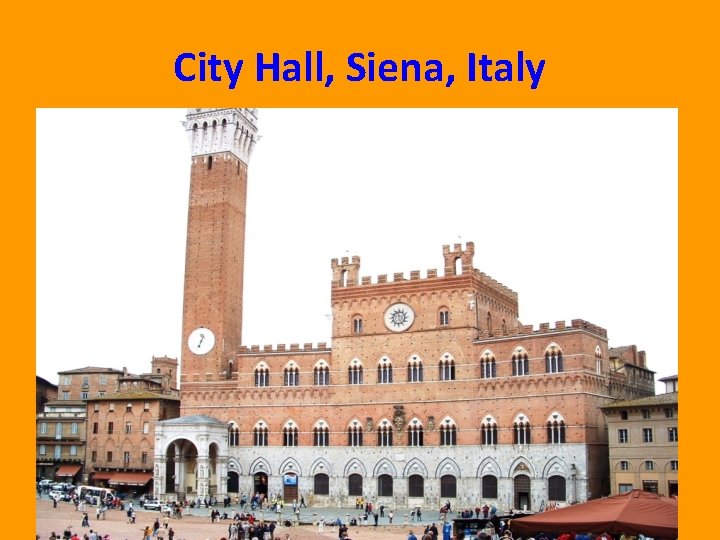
[{"left": 36, "top": 498, "right": 451, "bottom": 540}]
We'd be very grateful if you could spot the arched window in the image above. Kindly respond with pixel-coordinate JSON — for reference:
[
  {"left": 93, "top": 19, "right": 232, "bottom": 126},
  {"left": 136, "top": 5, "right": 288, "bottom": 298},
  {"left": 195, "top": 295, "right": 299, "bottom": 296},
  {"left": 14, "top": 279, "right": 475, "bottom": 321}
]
[
  {"left": 545, "top": 344, "right": 564, "bottom": 373},
  {"left": 313, "top": 420, "right": 329, "bottom": 447},
  {"left": 314, "top": 473, "right": 329, "bottom": 495},
  {"left": 439, "top": 308, "right": 450, "bottom": 326},
  {"left": 644, "top": 460, "right": 655, "bottom": 471},
  {"left": 348, "top": 474, "right": 363, "bottom": 496},
  {"left": 314, "top": 361, "right": 330, "bottom": 386},
  {"left": 439, "top": 353, "right": 455, "bottom": 381},
  {"left": 408, "top": 475, "right": 424, "bottom": 497},
  {"left": 546, "top": 412, "right": 566, "bottom": 443},
  {"left": 347, "top": 420, "right": 363, "bottom": 447},
  {"left": 480, "top": 350, "right": 496, "bottom": 379},
  {"left": 253, "top": 421, "right": 268, "bottom": 447},
  {"left": 284, "top": 362, "right": 299, "bottom": 386},
  {"left": 378, "top": 474, "right": 393, "bottom": 496},
  {"left": 352, "top": 316, "right": 363, "bottom": 334},
  {"left": 407, "top": 419, "right": 424, "bottom": 447},
  {"left": 282, "top": 421, "right": 298, "bottom": 447},
  {"left": 407, "top": 355, "right": 424, "bottom": 382},
  {"left": 481, "top": 416, "right": 498, "bottom": 445},
  {"left": 377, "top": 357, "right": 393, "bottom": 384},
  {"left": 595, "top": 345, "right": 603, "bottom": 375},
  {"left": 377, "top": 420, "right": 393, "bottom": 447},
  {"left": 348, "top": 360, "right": 363, "bottom": 385},
  {"left": 482, "top": 475, "right": 498, "bottom": 498},
  {"left": 254, "top": 363, "right": 270, "bottom": 387},
  {"left": 619, "top": 460, "right": 630, "bottom": 471},
  {"left": 440, "top": 475, "right": 457, "bottom": 498},
  {"left": 512, "top": 347, "right": 530, "bottom": 376},
  {"left": 439, "top": 418, "right": 457, "bottom": 446},
  {"left": 513, "top": 414, "right": 531, "bottom": 444},
  {"left": 548, "top": 476, "right": 566, "bottom": 501},
  {"left": 228, "top": 423, "right": 240, "bottom": 447}
]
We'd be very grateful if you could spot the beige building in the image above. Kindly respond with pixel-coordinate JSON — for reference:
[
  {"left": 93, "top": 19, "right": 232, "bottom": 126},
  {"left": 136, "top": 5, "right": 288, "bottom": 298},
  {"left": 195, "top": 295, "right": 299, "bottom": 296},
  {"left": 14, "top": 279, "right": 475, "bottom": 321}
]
[
  {"left": 601, "top": 388, "right": 678, "bottom": 496},
  {"left": 36, "top": 367, "right": 124, "bottom": 483}
]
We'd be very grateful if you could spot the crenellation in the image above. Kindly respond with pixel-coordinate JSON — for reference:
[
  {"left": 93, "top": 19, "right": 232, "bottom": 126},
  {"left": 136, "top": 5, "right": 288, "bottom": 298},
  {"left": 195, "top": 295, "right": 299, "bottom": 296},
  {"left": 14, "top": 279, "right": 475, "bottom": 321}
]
[
  {"left": 290, "top": 343, "right": 300, "bottom": 351},
  {"left": 303, "top": 343, "right": 313, "bottom": 350},
  {"left": 393, "top": 272, "right": 405, "bottom": 282},
  {"left": 539, "top": 322, "right": 550, "bottom": 331},
  {"left": 263, "top": 345, "right": 273, "bottom": 352},
  {"left": 410, "top": 271, "right": 420, "bottom": 280},
  {"left": 555, "top": 321, "right": 566, "bottom": 330},
  {"left": 427, "top": 269, "right": 438, "bottom": 278},
  {"left": 377, "top": 274, "right": 387, "bottom": 283},
  {"left": 361, "top": 276, "right": 371, "bottom": 285},
  {"left": 277, "top": 344, "right": 286, "bottom": 351}
]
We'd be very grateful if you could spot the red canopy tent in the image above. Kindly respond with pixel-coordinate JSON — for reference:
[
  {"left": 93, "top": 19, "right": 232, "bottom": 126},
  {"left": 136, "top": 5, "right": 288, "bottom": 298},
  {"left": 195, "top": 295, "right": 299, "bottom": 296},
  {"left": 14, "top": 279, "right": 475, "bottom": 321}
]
[{"left": 510, "top": 490, "right": 678, "bottom": 538}]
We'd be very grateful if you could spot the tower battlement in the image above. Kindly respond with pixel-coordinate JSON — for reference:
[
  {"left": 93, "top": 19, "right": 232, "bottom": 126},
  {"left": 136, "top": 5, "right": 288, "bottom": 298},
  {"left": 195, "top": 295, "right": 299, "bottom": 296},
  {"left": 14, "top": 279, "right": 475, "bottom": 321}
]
[{"left": 238, "top": 342, "right": 331, "bottom": 354}]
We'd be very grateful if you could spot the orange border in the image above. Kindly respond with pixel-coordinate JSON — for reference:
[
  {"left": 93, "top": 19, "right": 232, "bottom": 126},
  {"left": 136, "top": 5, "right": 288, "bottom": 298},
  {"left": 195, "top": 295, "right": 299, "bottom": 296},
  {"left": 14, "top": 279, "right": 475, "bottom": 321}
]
[{"left": 8, "top": 3, "right": 703, "bottom": 534}]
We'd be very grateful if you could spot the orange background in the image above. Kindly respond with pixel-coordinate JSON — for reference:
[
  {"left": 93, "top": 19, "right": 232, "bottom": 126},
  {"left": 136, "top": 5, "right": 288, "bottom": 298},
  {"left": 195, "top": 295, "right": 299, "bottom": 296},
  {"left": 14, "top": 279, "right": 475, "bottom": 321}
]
[{"left": 6, "top": 3, "right": 704, "bottom": 532}]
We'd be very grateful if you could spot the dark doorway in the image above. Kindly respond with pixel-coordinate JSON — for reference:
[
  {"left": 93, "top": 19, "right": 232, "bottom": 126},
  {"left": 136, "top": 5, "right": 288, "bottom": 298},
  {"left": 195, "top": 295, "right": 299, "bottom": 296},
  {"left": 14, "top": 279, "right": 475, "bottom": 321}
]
[
  {"left": 254, "top": 472, "right": 268, "bottom": 496},
  {"left": 514, "top": 474, "right": 531, "bottom": 511}
]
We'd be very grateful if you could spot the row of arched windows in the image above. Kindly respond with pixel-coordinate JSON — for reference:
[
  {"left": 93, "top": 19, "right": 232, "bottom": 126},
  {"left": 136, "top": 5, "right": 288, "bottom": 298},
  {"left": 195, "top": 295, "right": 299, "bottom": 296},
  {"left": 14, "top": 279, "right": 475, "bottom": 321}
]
[
  {"left": 299, "top": 473, "right": 567, "bottom": 501},
  {"left": 227, "top": 414, "right": 567, "bottom": 447},
  {"left": 249, "top": 343, "right": 587, "bottom": 388}
]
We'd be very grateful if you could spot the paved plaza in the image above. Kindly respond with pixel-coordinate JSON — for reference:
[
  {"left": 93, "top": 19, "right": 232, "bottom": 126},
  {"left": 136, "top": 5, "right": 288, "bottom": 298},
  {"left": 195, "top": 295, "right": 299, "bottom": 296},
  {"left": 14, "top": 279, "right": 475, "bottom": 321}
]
[{"left": 36, "top": 497, "right": 449, "bottom": 540}]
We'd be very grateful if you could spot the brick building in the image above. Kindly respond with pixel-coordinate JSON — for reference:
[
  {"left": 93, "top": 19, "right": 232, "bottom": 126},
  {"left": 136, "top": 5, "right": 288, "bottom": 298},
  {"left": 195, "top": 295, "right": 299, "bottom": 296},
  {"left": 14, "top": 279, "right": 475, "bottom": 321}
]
[
  {"left": 84, "top": 356, "right": 180, "bottom": 495},
  {"left": 154, "top": 108, "right": 656, "bottom": 511}
]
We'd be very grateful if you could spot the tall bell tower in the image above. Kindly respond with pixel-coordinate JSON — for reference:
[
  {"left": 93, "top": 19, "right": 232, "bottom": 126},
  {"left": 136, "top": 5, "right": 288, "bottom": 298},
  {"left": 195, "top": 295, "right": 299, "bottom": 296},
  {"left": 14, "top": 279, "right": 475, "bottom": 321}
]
[{"left": 180, "top": 108, "right": 258, "bottom": 382}]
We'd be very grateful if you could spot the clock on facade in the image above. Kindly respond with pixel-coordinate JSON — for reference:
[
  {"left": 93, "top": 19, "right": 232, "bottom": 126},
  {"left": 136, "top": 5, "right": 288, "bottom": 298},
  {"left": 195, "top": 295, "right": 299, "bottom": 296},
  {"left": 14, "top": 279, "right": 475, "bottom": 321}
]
[
  {"left": 187, "top": 327, "right": 216, "bottom": 355},
  {"left": 384, "top": 303, "right": 415, "bottom": 332}
]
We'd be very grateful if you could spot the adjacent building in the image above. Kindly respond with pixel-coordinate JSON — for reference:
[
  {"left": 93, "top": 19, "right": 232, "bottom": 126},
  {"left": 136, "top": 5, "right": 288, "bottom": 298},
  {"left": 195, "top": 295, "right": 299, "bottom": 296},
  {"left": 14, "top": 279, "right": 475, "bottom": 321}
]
[
  {"left": 153, "top": 109, "right": 657, "bottom": 511},
  {"left": 601, "top": 386, "right": 678, "bottom": 497}
]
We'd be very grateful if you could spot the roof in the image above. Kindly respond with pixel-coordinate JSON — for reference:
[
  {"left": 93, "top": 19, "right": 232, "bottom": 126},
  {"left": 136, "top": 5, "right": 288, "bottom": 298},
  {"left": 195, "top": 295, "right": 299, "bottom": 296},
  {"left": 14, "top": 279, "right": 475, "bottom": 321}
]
[
  {"left": 600, "top": 391, "right": 678, "bottom": 410},
  {"left": 86, "top": 391, "right": 179, "bottom": 401},
  {"left": 658, "top": 374, "right": 678, "bottom": 382},
  {"left": 158, "top": 414, "right": 226, "bottom": 426},
  {"left": 56, "top": 366, "right": 125, "bottom": 375}
]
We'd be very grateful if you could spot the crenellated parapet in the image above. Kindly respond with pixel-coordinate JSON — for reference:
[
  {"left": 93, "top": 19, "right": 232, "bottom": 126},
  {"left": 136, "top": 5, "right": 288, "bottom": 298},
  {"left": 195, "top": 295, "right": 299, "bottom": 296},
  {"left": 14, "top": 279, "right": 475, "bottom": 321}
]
[
  {"left": 443, "top": 242, "right": 475, "bottom": 276},
  {"left": 238, "top": 342, "right": 332, "bottom": 355},
  {"left": 473, "top": 270, "right": 518, "bottom": 301},
  {"left": 331, "top": 256, "right": 361, "bottom": 287},
  {"left": 476, "top": 318, "right": 608, "bottom": 339},
  {"left": 184, "top": 108, "right": 259, "bottom": 163}
]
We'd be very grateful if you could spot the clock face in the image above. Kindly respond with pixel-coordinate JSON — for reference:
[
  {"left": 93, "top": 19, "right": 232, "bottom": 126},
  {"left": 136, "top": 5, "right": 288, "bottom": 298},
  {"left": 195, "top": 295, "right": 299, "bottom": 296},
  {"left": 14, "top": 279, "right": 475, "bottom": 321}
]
[
  {"left": 384, "top": 303, "right": 415, "bottom": 332},
  {"left": 187, "top": 327, "right": 216, "bottom": 355}
]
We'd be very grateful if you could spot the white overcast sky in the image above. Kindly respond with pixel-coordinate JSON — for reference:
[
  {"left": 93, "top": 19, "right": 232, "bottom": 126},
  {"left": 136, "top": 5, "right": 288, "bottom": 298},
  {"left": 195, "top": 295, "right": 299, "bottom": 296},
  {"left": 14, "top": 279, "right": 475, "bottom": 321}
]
[{"left": 36, "top": 109, "right": 677, "bottom": 392}]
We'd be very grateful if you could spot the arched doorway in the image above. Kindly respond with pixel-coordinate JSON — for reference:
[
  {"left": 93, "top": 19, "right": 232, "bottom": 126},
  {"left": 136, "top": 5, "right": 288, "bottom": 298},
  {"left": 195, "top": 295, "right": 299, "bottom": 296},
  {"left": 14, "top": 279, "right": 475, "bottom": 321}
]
[
  {"left": 254, "top": 472, "right": 268, "bottom": 497},
  {"left": 227, "top": 471, "right": 239, "bottom": 494},
  {"left": 283, "top": 472, "right": 298, "bottom": 502},
  {"left": 164, "top": 439, "right": 199, "bottom": 500},
  {"left": 514, "top": 474, "right": 531, "bottom": 511}
]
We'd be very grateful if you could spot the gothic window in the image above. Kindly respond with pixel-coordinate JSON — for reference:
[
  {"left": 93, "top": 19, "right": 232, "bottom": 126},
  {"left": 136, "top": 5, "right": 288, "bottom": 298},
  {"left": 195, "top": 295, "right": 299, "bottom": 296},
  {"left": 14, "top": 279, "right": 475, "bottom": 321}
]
[
  {"left": 546, "top": 412, "right": 566, "bottom": 443},
  {"left": 253, "top": 422, "right": 268, "bottom": 447},
  {"left": 548, "top": 476, "right": 566, "bottom": 501},
  {"left": 595, "top": 345, "right": 603, "bottom": 375},
  {"left": 284, "top": 362, "right": 300, "bottom": 386},
  {"left": 439, "top": 353, "right": 456, "bottom": 381},
  {"left": 348, "top": 474, "right": 363, "bottom": 496},
  {"left": 377, "top": 357, "right": 393, "bottom": 384},
  {"left": 314, "top": 361, "right": 330, "bottom": 386},
  {"left": 439, "top": 309, "right": 450, "bottom": 326},
  {"left": 377, "top": 420, "right": 393, "bottom": 447},
  {"left": 407, "top": 418, "right": 424, "bottom": 447},
  {"left": 347, "top": 420, "right": 363, "bottom": 447},
  {"left": 313, "top": 420, "right": 329, "bottom": 447},
  {"left": 439, "top": 418, "right": 457, "bottom": 446},
  {"left": 228, "top": 423, "right": 240, "bottom": 446},
  {"left": 513, "top": 414, "right": 531, "bottom": 444},
  {"left": 512, "top": 347, "right": 530, "bottom": 376},
  {"left": 481, "top": 416, "right": 498, "bottom": 445},
  {"left": 352, "top": 316, "right": 363, "bottom": 334},
  {"left": 314, "top": 474, "right": 329, "bottom": 495},
  {"left": 440, "top": 475, "right": 457, "bottom": 497},
  {"left": 254, "top": 363, "right": 270, "bottom": 387},
  {"left": 545, "top": 344, "right": 564, "bottom": 373},
  {"left": 480, "top": 350, "right": 496, "bottom": 379},
  {"left": 482, "top": 475, "right": 498, "bottom": 498},
  {"left": 407, "top": 355, "right": 424, "bottom": 382},
  {"left": 348, "top": 359, "right": 363, "bottom": 385},
  {"left": 408, "top": 475, "right": 424, "bottom": 497},
  {"left": 377, "top": 474, "right": 393, "bottom": 496},
  {"left": 283, "top": 421, "right": 299, "bottom": 447}
]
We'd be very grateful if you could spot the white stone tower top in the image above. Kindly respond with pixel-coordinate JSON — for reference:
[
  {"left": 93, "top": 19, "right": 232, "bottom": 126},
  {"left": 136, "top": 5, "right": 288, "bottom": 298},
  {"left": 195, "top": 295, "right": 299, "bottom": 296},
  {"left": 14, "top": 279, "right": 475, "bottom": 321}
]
[{"left": 184, "top": 108, "right": 259, "bottom": 163}]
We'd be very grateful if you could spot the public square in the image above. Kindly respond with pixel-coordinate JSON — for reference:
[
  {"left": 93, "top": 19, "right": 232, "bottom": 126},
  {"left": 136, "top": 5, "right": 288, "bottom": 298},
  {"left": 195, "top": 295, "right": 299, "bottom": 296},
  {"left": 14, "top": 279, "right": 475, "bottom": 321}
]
[{"left": 36, "top": 497, "right": 440, "bottom": 540}]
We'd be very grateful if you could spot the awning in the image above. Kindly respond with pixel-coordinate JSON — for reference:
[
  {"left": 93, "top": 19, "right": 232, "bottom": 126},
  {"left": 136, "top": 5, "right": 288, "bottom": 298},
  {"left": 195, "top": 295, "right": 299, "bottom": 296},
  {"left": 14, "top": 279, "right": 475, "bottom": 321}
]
[
  {"left": 91, "top": 472, "right": 114, "bottom": 481},
  {"left": 55, "top": 464, "right": 81, "bottom": 477},
  {"left": 108, "top": 472, "right": 153, "bottom": 486}
]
